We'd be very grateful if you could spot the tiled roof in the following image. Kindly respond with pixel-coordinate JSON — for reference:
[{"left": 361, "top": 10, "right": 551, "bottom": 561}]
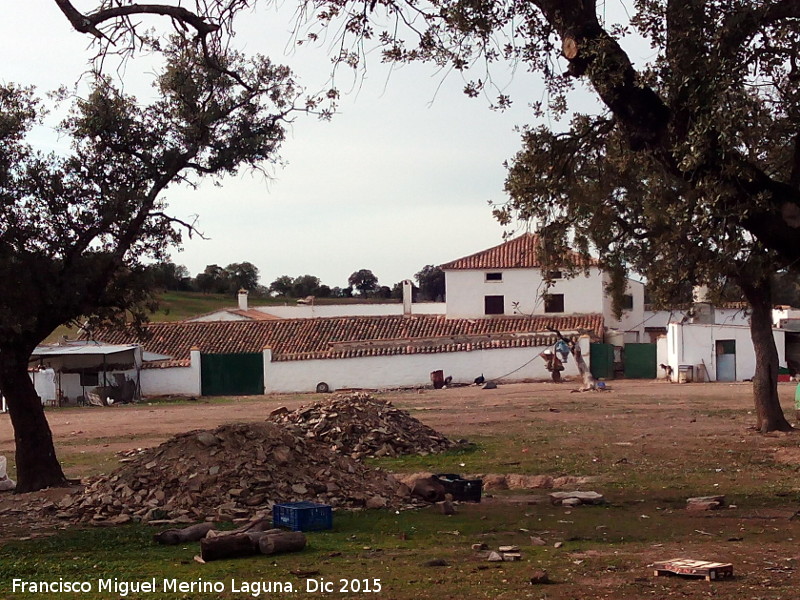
[
  {"left": 187, "top": 308, "right": 282, "bottom": 321},
  {"left": 90, "top": 313, "right": 604, "bottom": 367},
  {"left": 441, "top": 233, "right": 598, "bottom": 270}
]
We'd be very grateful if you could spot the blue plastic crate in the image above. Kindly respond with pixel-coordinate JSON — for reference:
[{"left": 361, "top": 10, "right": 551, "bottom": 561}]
[{"left": 272, "top": 501, "right": 332, "bottom": 531}]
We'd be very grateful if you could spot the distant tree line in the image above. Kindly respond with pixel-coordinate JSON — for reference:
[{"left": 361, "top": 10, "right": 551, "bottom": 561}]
[{"left": 145, "top": 262, "right": 447, "bottom": 301}]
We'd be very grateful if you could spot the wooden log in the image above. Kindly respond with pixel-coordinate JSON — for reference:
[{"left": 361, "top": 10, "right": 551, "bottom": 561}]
[
  {"left": 258, "top": 531, "right": 307, "bottom": 555},
  {"left": 153, "top": 522, "right": 216, "bottom": 545},
  {"left": 200, "top": 533, "right": 259, "bottom": 562}
]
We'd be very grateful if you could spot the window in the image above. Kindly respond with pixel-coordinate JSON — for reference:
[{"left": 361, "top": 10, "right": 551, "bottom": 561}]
[
  {"left": 546, "top": 270, "right": 563, "bottom": 279},
  {"left": 544, "top": 293, "right": 565, "bottom": 313},
  {"left": 484, "top": 295, "right": 504, "bottom": 315},
  {"left": 485, "top": 272, "right": 503, "bottom": 282},
  {"left": 622, "top": 294, "right": 634, "bottom": 310},
  {"left": 80, "top": 371, "right": 99, "bottom": 387}
]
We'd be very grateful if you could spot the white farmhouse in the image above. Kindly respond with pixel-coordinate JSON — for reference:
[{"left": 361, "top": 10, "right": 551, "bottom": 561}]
[{"left": 441, "top": 233, "right": 645, "bottom": 342}]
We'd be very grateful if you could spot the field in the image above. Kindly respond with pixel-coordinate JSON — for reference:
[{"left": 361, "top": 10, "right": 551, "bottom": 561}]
[{"left": 1, "top": 381, "right": 800, "bottom": 599}]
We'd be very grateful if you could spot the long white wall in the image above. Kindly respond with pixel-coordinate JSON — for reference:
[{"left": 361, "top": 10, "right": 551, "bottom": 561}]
[
  {"left": 261, "top": 338, "right": 591, "bottom": 393},
  {"left": 190, "top": 303, "right": 446, "bottom": 321},
  {"left": 445, "top": 268, "right": 607, "bottom": 318},
  {"left": 666, "top": 322, "right": 786, "bottom": 382}
]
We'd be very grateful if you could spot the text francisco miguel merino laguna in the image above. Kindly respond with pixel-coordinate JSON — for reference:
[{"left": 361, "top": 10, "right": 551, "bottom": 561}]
[{"left": 11, "top": 577, "right": 383, "bottom": 595}]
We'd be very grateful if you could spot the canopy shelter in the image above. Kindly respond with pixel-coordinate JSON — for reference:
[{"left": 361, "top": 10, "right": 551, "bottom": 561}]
[{"left": 28, "top": 342, "right": 144, "bottom": 406}]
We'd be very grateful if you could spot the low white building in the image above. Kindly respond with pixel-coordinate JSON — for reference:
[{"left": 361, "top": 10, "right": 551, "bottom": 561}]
[{"left": 665, "top": 321, "right": 787, "bottom": 382}]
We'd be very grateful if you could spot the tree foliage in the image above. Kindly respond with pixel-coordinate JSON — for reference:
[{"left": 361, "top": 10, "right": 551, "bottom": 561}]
[
  {"left": 414, "top": 265, "right": 446, "bottom": 301},
  {"left": 348, "top": 269, "right": 379, "bottom": 296},
  {"left": 0, "top": 37, "right": 305, "bottom": 491}
]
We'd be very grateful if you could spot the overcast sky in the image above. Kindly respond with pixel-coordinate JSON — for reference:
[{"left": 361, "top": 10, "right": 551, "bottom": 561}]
[{"left": 3, "top": 1, "right": 613, "bottom": 291}]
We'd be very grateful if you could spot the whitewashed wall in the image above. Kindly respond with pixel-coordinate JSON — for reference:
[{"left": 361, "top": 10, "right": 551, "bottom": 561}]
[
  {"left": 644, "top": 307, "right": 751, "bottom": 329},
  {"left": 140, "top": 349, "right": 202, "bottom": 396},
  {"left": 445, "top": 268, "right": 607, "bottom": 318},
  {"left": 261, "top": 337, "right": 590, "bottom": 393},
  {"left": 189, "top": 303, "right": 446, "bottom": 321},
  {"left": 666, "top": 322, "right": 786, "bottom": 382},
  {"left": 602, "top": 276, "right": 645, "bottom": 341}
]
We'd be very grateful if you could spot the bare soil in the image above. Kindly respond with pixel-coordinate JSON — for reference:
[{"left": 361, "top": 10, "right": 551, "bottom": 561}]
[{"left": 2, "top": 380, "right": 800, "bottom": 599}]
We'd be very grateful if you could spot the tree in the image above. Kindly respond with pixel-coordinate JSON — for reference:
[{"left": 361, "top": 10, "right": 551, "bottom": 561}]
[
  {"left": 269, "top": 275, "right": 295, "bottom": 297},
  {"left": 348, "top": 269, "right": 379, "bottom": 296},
  {"left": 415, "top": 265, "right": 446, "bottom": 302},
  {"left": 299, "top": 0, "right": 800, "bottom": 432},
  {"left": 225, "top": 261, "right": 260, "bottom": 293},
  {"left": 195, "top": 264, "right": 230, "bottom": 295},
  {"left": 292, "top": 274, "right": 322, "bottom": 298},
  {"left": 147, "top": 261, "right": 191, "bottom": 291},
  {"left": 0, "top": 40, "right": 304, "bottom": 491}
]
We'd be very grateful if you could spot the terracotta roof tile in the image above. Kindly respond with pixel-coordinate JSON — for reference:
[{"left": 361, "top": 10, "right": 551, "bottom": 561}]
[
  {"left": 90, "top": 314, "right": 604, "bottom": 366},
  {"left": 440, "top": 233, "right": 598, "bottom": 270}
]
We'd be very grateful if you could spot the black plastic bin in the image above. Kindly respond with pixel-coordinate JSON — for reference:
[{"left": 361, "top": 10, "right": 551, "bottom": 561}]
[{"left": 433, "top": 473, "right": 482, "bottom": 502}]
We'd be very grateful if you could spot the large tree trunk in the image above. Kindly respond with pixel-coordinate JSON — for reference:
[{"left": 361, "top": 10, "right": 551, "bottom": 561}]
[
  {"left": 0, "top": 347, "right": 68, "bottom": 492},
  {"left": 741, "top": 279, "right": 793, "bottom": 433}
]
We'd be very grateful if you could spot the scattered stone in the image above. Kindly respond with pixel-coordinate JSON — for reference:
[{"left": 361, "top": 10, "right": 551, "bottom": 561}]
[
  {"left": 502, "top": 552, "right": 522, "bottom": 561},
  {"left": 549, "top": 491, "right": 605, "bottom": 506},
  {"left": 59, "top": 421, "right": 415, "bottom": 523},
  {"left": 530, "top": 536, "right": 547, "bottom": 546},
  {"left": 423, "top": 559, "right": 449, "bottom": 567},
  {"left": 498, "top": 545, "right": 520, "bottom": 552},
  {"left": 472, "top": 543, "right": 488, "bottom": 551},
  {"left": 554, "top": 542, "right": 563, "bottom": 549},
  {"left": 487, "top": 551, "right": 504, "bottom": 562},
  {"left": 529, "top": 570, "right": 550, "bottom": 585},
  {"left": 269, "top": 393, "right": 458, "bottom": 459},
  {"left": 686, "top": 495, "right": 725, "bottom": 511}
]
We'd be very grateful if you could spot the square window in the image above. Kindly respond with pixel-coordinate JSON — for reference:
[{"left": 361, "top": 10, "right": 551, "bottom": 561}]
[
  {"left": 485, "top": 272, "right": 503, "bottom": 281},
  {"left": 544, "top": 293, "right": 564, "bottom": 313},
  {"left": 622, "top": 294, "right": 634, "bottom": 310},
  {"left": 484, "top": 295, "right": 504, "bottom": 315}
]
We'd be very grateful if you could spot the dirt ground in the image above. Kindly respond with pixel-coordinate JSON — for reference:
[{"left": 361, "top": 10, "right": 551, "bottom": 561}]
[{"left": 2, "top": 380, "right": 800, "bottom": 598}]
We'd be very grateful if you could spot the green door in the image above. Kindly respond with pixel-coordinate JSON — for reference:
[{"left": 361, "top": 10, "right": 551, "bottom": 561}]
[
  {"left": 590, "top": 343, "right": 614, "bottom": 379},
  {"left": 201, "top": 353, "right": 264, "bottom": 396},
  {"left": 624, "top": 343, "right": 657, "bottom": 379}
]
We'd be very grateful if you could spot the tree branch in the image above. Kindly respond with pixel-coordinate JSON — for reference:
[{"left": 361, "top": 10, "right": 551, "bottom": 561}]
[{"left": 53, "top": 0, "right": 220, "bottom": 40}]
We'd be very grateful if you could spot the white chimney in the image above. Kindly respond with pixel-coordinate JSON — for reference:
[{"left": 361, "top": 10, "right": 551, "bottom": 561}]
[
  {"left": 402, "top": 279, "right": 413, "bottom": 316},
  {"left": 238, "top": 289, "right": 249, "bottom": 311}
]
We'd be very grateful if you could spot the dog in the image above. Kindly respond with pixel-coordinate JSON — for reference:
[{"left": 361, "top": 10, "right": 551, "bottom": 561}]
[{"left": 659, "top": 364, "right": 674, "bottom": 381}]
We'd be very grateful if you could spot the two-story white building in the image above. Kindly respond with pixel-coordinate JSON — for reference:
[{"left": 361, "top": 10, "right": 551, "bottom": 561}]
[{"left": 440, "top": 233, "right": 645, "bottom": 342}]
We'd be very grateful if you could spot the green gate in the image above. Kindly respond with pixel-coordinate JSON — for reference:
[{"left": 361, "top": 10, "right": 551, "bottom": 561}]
[
  {"left": 623, "top": 343, "right": 657, "bottom": 379},
  {"left": 201, "top": 353, "right": 264, "bottom": 396},
  {"left": 590, "top": 343, "right": 614, "bottom": 379}
]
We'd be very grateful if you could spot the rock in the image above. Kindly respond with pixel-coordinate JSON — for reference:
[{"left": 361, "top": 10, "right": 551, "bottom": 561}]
[
  {"left": 529, "top": 570, "right": 550, "bottom": 585},
  {"left": 487, "top": 551, "right": 504, "bottom": 562},
  {"left": 472, "top": 543, "right": 489, "bottom": 551},
  {"left": 195, "top": 432, "right": 218, "bottom": 447},
  {"left": 549, "top": 491, "right": 605, "bottom": 506},
  {"left": 530, "top": 536, "right": 546, "bottom": 546},
  {"left": 366, "top": 496, "right": 388, "bottom": 509},
  {"left": 481, "top": 474, "right": 508, "bottom": 491},
  {"left": 686, "top": 495, "right": 725, "bottom": 511}
]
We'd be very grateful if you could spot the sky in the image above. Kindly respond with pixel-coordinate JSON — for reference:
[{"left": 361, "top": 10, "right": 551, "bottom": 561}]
[{"left": 1, "top": 1, "right": 613, "bottom": 291}]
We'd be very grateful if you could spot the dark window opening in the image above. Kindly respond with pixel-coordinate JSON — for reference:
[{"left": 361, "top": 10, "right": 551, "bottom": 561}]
[
  {"left": 80, "top": 371, "right": 99, "bottom": 387},
  {"left": 484, "top": 295, "right": 505, "bottom": 315},
  {"left": 544, "top": 293, "right": 565, "bottom": 313},
  {"left": 622, "top": 294, "right": 634, "bottom": 310},
  {"left": 546, "top": 270, "right": 563, "bottom": 279},
  {"left": 485, "top": 272, "right": 503, "bottom": 281}
]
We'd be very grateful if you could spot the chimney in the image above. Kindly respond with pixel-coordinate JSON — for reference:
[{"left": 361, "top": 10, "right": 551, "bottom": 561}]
[
  {"left": 238, "top": 288, "right": 249, "bottom": 311},
  {"left": 402, "top": 279, "right": 413, "bottom": 316}
]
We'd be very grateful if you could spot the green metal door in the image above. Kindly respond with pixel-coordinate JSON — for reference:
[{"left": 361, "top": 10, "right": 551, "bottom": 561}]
[
  {"left": 624, "top": 343, "right": 657, "bottom": 379},
  {"left": 590, "top": 343, "right": 614, "bottom": 379},
  {"left": 201, "top": 353, "right": 264, "bottom": 396}
]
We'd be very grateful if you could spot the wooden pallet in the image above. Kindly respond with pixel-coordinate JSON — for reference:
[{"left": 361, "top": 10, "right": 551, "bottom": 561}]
[{"left": 653, "top": 558, "right": 734, "bottom": 581}]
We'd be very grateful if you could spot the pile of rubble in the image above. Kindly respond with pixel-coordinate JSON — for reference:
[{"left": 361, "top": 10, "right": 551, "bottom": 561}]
[
  {"left": 269, "top": 393, "right": 457, "bottom": 459},
  {"left": 58, "top": 422, "right": 412, "bottom": 525}
]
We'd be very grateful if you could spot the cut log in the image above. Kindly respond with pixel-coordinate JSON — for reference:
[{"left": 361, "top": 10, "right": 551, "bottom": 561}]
[
  {"left": 200, "top": 533, "right": 260, "bottom": 562},
  {"left": 153, "top": 522, "right": 216, "bottom": 545},
  {"left": 258, "top": 531, "right": 307, "bottom": 555}
]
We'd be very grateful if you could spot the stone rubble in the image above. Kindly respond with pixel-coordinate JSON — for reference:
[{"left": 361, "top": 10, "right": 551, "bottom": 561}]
[
  {"left": 268, "top": 393, "right": 458, "bottom": 459},
  {"left": 58, "top": 421, "right": 414, "bottom": 525}
]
